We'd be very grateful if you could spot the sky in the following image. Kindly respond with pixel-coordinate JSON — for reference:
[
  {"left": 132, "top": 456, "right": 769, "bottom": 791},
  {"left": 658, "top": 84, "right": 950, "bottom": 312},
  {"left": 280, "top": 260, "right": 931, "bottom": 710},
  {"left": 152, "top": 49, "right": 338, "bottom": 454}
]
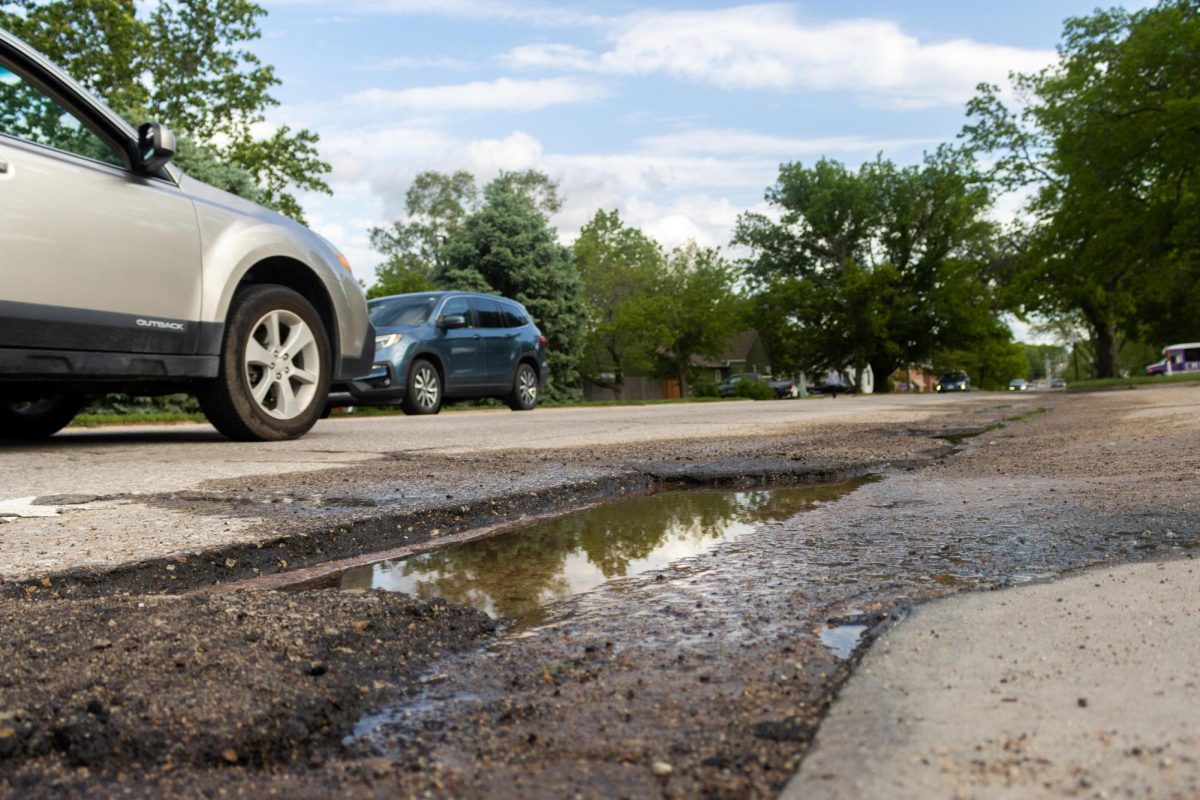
[{"left": 243, "top": 0, "right": 1151, "bottom": 340}]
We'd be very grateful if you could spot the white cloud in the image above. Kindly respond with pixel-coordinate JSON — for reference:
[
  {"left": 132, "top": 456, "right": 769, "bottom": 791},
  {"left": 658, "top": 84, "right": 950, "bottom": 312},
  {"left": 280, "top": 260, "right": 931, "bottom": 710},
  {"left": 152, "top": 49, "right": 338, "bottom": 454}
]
[
  {"left": 346, "top": 77, "right": 606, "bottom": 112},
  {"left": 466, "top": 131, "right": 544, "bottom": 172},
  {"left": 505, "top": 5, "right": 1056, "bottom": 106},
  {"left": 637, "top": 128, "right": 936, "bottom": 156}
]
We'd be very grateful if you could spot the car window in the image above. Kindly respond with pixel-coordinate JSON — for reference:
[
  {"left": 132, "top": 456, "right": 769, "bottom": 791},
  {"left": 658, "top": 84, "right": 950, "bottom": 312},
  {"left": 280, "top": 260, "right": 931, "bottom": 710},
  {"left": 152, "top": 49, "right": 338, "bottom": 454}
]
[
  {"left": 500, "top": 303, "right": 525, "bottom": 328},
  {"left": 0, "top": 63, "right": 124, "bottom": 168},
  {"left": 471, "top": 298, "right": 504, "bottom": 328},
  {"left": 368, "top": 296, "right": 437, "bottom": 327},
  {"left": 440, "top": 296, "right": 473, "bottom": 326}
]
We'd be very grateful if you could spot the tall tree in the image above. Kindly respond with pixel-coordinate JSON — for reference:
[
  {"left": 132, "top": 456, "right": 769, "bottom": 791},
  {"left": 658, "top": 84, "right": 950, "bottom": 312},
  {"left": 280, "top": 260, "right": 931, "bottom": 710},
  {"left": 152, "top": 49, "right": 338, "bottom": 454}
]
[
  {"left": 735, "top": 152, "right": 1003, "bottom": 390},
  {"left": 574, "top": 210, "right": 665, "bottom": 397},
  {"left": 653, "top": 244, "right": 745, "bottom": 397},
  {"left": 1, "top": 0, "right": 330, "bottom": 221},
  {"left": 435, "top": 174, "right": 586, "bottom": 402},
  {"left": 367, "top": 170, "right": 477, "bottom": 298},
  {"left": 962, "top": 0, "right": 1200, "bottom": 377}
]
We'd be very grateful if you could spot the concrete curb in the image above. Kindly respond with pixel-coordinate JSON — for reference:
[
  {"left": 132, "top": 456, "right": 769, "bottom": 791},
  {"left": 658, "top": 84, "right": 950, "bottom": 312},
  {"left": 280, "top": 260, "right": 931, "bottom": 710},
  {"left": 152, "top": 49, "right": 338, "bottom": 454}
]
[{"left": 785, "top": 558, "right": 1200, "bottom": 799}]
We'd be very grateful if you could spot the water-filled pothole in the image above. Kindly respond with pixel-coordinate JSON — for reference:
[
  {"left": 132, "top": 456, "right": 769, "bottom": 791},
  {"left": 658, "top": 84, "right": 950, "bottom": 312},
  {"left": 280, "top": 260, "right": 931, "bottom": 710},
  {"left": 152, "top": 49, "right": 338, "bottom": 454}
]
[{"left": 316, "top": 478, "right": 874, "bottom": 628}]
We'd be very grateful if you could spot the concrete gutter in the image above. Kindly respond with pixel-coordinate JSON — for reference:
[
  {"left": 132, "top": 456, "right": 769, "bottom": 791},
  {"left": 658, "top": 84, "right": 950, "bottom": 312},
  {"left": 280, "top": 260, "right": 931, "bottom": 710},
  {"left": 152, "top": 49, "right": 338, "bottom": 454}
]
[{"left": 785, "top": 558, "right": 1200, "bottom": 799}]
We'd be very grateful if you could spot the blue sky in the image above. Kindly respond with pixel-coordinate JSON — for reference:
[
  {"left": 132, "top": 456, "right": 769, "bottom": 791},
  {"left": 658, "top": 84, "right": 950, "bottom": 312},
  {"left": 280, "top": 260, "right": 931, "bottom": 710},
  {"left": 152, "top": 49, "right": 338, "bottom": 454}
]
[{"left": 247, "top": 0, "right": 1151, "bottom": 298}]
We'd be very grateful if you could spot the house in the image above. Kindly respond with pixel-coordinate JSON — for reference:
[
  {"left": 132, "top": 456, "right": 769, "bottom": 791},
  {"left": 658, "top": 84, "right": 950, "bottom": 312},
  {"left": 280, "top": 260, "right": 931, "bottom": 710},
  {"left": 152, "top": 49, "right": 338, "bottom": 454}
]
[
  {"left": 691, "top": 331, "right": 772, "bottom": 383},
  {"left": 890, "top": 364, "right": 937, "bottom": 392},
  {"left": 582, "top": 330, "right": 772, "bottom": 401}
]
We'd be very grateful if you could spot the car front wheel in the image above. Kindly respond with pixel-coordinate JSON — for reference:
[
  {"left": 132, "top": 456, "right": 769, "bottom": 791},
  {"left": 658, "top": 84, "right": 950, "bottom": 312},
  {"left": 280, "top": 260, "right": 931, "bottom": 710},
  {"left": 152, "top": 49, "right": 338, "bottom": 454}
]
[
  {"left": 197, "top": 285, "right": 330, "bottom": 441},
  {"left": 401, "top": 358, "right": 443, "bottom": 415},
  {"left": 506, "top": 363, "right": 539, "bottom": 411},
  {"left": 0, "top": 393, "right": 87, "bottom": 439}
]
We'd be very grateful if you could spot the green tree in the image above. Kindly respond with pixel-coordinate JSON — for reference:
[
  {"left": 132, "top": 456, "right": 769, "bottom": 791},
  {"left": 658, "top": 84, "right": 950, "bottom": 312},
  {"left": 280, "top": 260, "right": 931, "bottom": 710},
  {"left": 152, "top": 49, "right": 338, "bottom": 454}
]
[
  {"left": 435, "top": 174, "right": 586, "bottom": 402},
  {"left": 653, "top": 244, "right": 745, "bottom": 397},
  {"left": 574, "top": 210, "right": 666, "bottom": 397},
  {"left": 366, "top": 170, "right": 478, "bottom": 298},
  {"left": 735, "top": 152, "right": 1005, "bottom": 391},
  {"left": 1, "top": 0, "right": 330, "bottom": 221},
  {"left": 962, "top": 0, "right": 1200, "bottom": 377}
]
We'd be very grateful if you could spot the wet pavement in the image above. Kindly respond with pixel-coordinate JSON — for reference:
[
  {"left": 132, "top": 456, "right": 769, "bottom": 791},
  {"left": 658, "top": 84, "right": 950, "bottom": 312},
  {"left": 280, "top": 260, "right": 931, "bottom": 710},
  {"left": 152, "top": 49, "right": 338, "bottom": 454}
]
[{"left": 306, "top": 480, "right": 875, "bottom": 629}]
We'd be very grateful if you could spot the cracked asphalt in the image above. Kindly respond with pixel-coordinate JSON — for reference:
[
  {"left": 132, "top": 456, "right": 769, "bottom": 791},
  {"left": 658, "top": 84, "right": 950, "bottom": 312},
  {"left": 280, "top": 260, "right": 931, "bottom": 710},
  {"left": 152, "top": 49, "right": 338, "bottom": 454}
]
[{"left": 0, "top": 386, "right": 1196, "bottom": 798}]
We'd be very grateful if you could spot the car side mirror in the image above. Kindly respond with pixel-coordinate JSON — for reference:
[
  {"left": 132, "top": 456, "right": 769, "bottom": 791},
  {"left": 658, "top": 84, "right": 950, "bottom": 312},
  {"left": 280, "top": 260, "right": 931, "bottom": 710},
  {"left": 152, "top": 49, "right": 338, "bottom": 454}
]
[
  {"left": 137, "top": 122, "right": 176, "bottom": 174},
  {"left": 439, "top": 314, "right": 467, "bottom": 330}
]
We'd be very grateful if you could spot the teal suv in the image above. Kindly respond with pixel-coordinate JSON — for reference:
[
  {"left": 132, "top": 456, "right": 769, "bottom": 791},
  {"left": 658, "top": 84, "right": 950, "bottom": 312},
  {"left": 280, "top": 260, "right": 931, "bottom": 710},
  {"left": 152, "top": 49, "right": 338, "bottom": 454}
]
[{"left": 330, "top": 292, "right": 549, "bottom": 414}]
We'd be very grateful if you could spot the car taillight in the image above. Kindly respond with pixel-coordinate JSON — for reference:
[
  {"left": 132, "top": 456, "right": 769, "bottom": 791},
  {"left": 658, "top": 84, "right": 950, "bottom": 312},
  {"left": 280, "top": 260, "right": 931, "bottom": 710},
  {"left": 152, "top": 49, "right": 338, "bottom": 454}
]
[{"left": 538, "top": 335, "right": 548, "bottom": 348}]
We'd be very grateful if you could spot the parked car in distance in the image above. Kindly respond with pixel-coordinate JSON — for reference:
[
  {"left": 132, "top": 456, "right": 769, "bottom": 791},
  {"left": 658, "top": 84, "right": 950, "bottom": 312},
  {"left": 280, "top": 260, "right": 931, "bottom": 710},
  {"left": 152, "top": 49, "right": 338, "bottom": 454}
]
[
  {"left": 1007, "top": 379, "right": 1031, "bottom": 392},
  {"left": 0, "top": 29, "right": 372, "bottom": 441},
  {"left": 329, "top": 292, "right": 549, "bottom": 414},
  {"left": 1050, "top": 378, "right": 1068, "bottom": 389},
  {"left": 935, "top": 371, "right": 971, "bottom": 392},
  {"left": 717, "top": 373, "right": 798, "bottom": 399}
]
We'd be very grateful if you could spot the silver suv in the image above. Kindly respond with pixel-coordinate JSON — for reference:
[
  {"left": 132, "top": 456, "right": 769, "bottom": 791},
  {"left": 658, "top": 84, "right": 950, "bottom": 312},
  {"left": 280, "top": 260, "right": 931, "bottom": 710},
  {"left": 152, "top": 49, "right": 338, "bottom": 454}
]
[{"left": 0, "top": 29, "right": 372, "bottom": 441}]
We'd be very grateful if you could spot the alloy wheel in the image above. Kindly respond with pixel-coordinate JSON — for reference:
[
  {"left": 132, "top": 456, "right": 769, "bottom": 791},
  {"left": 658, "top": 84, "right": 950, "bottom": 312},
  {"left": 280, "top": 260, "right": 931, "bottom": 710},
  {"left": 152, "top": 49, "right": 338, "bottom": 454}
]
[
  {"left": 413, "top": 364, "right": 440, "bottom": 410},
  {"left": 243, "top": 309, "right": 321, "bottom": 420}
]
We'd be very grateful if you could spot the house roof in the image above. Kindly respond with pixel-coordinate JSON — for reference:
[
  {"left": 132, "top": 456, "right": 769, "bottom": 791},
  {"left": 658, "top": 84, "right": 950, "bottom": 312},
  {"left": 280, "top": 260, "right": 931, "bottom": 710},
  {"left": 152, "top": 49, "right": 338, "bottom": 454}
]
[{"left": 692, "top": 330, "right": 764, "bottom": 368}]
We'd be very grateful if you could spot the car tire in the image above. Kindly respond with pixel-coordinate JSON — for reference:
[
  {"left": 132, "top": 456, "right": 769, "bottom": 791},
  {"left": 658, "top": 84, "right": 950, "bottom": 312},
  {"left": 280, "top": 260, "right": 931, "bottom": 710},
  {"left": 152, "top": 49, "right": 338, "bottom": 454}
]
[
  {"left": 401, "top": 358, "right": 443, "bottom": 415},
  {"left": 0, "top": 393, "right": 87, "bottom": 439},
  {"left": 506, "top": 363, "right": 539, "bottom": 411},
  {"left": 196, "top": 285, "right": 330, "bottom": 442}
]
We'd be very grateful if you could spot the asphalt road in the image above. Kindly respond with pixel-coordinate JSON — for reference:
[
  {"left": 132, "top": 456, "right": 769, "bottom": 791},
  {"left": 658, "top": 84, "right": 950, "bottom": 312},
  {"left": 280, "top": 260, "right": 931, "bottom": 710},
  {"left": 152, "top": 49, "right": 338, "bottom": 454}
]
[
  {"left": 0, "top": 392, "right": 991, "bottom": 583},
  {"left": 3, "top": 394, "right": 982, "bottom": 498}
]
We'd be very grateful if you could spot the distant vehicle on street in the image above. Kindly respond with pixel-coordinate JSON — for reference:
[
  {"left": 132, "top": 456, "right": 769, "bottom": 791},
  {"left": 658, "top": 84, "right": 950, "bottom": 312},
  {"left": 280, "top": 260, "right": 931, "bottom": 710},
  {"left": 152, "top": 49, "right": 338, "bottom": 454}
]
[
  {"left": 1007, "top": 379, "right": 1031, "bottom": 392},
  {"left": 329, "top": 292, "right": 549, "bottom": 415},
  {"left": 1146, "top": 343, "right": 1200, "bottom": 376},
  {"left": 717, "top": 373, "right": 798, "bottom": 399},
  {"left": 0, "top": 29, "right": 373, "bottom": 441},
  {"left": 1050, "top": 378, "right": 1068, "bottom": 389},
  {"left": 935, "top": 372, "right": 971, "bottom": 392}
]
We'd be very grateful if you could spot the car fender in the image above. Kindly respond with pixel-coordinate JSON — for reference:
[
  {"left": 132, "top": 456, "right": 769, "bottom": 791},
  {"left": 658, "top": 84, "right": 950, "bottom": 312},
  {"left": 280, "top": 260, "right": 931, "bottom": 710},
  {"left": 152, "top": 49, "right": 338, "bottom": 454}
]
[{"left": 184, "top": 175, "right": 367, "bottom": 368}]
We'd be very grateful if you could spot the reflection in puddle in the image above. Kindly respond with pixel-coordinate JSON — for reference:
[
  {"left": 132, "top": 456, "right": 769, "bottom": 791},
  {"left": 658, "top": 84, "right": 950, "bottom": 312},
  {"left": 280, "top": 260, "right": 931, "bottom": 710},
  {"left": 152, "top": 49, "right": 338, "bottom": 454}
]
[
  {"left": 820, "top": 624, "right": 868, "bottom": 659},
  {"left": 333, "top": 479, "right": 871, "bottom": 628}
]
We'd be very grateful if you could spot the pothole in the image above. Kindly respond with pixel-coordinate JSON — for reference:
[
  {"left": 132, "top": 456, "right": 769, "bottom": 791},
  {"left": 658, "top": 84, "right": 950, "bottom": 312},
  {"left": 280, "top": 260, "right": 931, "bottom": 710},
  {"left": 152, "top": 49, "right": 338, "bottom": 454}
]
[{"left": 288, "top": 477, "right": 876, "bottom": 630}]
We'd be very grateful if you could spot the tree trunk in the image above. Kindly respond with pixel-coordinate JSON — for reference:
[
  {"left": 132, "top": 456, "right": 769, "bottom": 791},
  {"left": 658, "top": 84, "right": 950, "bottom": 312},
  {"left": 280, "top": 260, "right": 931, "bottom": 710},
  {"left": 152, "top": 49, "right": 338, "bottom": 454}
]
[
  {"left": 1092, "top": 322, "right": 1119, "bottom": 379},
  {"left": 869, "top": 357, "right": 897, "bottom": 393},
  {"left": 677, "top": 362, "right": 690, "bottom": 398}
]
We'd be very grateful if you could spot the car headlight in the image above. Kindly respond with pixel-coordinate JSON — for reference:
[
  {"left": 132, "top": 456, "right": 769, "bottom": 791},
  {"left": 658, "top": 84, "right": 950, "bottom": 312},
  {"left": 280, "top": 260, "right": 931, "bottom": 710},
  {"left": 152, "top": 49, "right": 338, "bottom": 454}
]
[{"left": 375, "top": 333, "right": 402, "bottom": 350}]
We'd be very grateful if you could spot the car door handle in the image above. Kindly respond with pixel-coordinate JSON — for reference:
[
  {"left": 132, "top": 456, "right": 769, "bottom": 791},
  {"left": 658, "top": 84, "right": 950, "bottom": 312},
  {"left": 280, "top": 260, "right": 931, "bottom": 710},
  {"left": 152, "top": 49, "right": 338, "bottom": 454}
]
[
  {"left": 472, "top": 334, "right": 481, "bottom": 340},
  {"left": 0, "top": 157, "right": 9, "bottom": 174}
]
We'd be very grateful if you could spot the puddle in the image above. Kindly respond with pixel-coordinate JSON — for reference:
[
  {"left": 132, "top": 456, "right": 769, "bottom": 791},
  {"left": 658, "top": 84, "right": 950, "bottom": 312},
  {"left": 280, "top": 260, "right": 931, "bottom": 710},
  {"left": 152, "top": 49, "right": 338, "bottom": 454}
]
[
  {"left": 323, "top": 478, "right": 872, "bottom": 629},
  {"left": 819, "top": 624, "right": 868, "bottom": 659}
]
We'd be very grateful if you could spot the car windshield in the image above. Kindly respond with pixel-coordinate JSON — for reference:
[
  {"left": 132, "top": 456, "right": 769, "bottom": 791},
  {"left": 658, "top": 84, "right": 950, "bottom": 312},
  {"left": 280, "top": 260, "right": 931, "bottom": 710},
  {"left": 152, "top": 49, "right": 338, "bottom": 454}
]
[
  {"left": 369, "top": 296, "right": 438, "bottom": 328},
  {"left": 941, "top": 372, "right": 968, "bottom": 382}
]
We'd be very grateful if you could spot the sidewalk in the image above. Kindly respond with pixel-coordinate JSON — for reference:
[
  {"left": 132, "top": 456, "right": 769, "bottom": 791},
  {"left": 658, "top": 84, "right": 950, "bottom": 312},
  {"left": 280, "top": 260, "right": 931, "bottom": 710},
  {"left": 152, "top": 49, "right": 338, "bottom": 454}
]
[{"left": 785, "top": 558, "right": 1200, "bottom": 799}]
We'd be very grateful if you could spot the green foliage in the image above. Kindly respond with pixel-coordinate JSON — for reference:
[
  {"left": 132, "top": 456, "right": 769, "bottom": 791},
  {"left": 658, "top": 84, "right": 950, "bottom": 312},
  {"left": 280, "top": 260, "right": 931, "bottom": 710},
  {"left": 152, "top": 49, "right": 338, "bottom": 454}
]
[
  {"left": 731, "top": 378, "right": 775, "bottom": 401},
  {"left": 434, "top": 173, "right": 586, "bottom": 402},
  {"left": 366, "top": 169, "right": 568, "bottom": 300},
  {"left": 368, "top": 170, "right": 478, "bottom": 296},
  {"left": 962, "top": 0, "right": 1200, "bottom": 377},
  {"left": 735, "top": 151, "right": 1008, "bottom": 391},
  {"left": 0, "top": 0, "right": 330, "bottom": 221},
  {"left": 934, "top": 333, "right": 1026, "bottom": 391},
  {"left": 652, "top": 244, "right": 746, "bottom": 395},
  {"left": 1019, "top": 343, "right": 1065, "bottom": 381},
  {"left": 84, "top": 393, "right": 201, "bottom": 416},
  {"left": 574, "top": 210, "right": 667, "bottom": 396},
  {"left": 690, "top": 382, "right": 721, "bottom": 399}
]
